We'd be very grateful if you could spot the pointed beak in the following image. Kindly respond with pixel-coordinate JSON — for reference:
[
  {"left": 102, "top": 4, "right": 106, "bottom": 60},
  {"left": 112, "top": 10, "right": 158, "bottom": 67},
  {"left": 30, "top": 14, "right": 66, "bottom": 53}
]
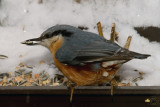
[
  {"left": 0, "top": 55, "right": 8, "bottom": 59},
  {"left": 21, "top": 37, "right": 41, "bottom": 46}
]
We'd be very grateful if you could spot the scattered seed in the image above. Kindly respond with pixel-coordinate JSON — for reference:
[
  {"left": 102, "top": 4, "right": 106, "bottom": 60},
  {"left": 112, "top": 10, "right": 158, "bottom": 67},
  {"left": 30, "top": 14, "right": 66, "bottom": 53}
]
[
  {"left": 139, "top": 72, "right": 145, "bottom": 75},
  {"left": 0, "top": 73, "right": 9, "bottom": 79},
  {"left": 127, "top": 83, "right": 131, "bottom": 86},
  {"left": 26, "top": 66, "right": 34, "bottom": 69},
  {"left": 132, "top": 76, "right": 143, "bottom": 82},
  {"left": 135, "top": 83, "right": 138, "bottom": 86},
  {"left": 19, "top": 80, "right": 27, "bottom": 86},
  {"left": 134, "top": 69, "right": 138, "bottom": 72},
  {"left": 53, "top": 83, "right": 60, "bottom": 86},
  {"left": 16, "top": 66, "right": 20, "bottom": 70},
  {"left": 19, "top": 62, "right": 24, "bottom": 67},
  {"left": 117, "top": 82, "right": 127, "bottom": 86},
  {"left": 3, "top": 76, "right": 8, "bottom": 83},
  {"left": 39, "top": 60, "right": 45, "bottom": 65},
  {"left": 54, "top": 74, "right": 65, "bottom": 83},
  {"left": 35, "top": 74, "right": 39, "bottom": 78},
  {"left": 19, "top": 55, "right": 23, "bottom": 58}
]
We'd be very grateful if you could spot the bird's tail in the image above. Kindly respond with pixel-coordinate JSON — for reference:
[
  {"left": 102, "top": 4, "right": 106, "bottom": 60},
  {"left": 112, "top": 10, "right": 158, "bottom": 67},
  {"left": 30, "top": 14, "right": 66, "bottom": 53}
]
[{"left": 133, "top": 52, "right": 151, "bottom": 59}]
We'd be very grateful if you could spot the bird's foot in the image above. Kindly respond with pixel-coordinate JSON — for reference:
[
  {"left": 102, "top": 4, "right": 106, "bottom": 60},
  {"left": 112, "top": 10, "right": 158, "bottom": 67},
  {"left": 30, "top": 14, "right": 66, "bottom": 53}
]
[{"left": 64, "top": 80, "right": 75, "bottom": 87}]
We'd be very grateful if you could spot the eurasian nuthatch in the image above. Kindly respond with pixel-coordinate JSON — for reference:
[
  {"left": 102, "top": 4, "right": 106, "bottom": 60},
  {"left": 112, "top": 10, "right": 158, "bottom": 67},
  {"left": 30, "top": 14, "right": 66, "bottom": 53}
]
[{"left": 22, "top": 25, "right": 150, "bottom": 86}]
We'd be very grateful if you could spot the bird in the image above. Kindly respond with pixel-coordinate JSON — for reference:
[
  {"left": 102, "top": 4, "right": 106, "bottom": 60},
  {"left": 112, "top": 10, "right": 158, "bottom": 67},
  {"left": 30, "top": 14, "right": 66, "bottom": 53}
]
[{"left": 21, "top": 25, "right": 150, "bottom": 86}]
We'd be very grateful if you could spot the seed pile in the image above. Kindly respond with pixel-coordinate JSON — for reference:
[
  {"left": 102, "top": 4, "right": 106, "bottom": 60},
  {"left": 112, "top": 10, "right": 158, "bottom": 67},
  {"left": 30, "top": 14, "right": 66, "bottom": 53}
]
[
  {"left": 0, "top": 63, "right": 65, "bottom": 86},
  {"left": 0, "top": 63, "right": 144, "bottom": 86}
]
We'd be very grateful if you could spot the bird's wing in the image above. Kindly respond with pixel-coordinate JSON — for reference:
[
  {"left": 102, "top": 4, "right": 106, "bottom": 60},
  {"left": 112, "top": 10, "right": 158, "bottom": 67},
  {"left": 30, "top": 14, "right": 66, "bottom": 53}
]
[
  {"left": 73, "top": 41, "right": 128, "bottom": 63},
  {"left": 56, "top": 39, "right": 130, "bottom": 65}
]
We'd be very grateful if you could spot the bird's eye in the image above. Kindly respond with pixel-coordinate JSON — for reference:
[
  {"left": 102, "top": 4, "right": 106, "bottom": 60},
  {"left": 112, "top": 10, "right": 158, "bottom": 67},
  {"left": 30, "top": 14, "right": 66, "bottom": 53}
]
[{"left": 44, "top": 34, "right": 50, "bottom": 38}]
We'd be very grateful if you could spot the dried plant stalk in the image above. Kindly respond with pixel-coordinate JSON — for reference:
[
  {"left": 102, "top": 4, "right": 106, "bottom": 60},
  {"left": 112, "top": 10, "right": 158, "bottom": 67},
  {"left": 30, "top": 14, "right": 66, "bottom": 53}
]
[
  {"left": 115, "top": 32, "right": 119, "bottom": 41},
  {"left": 38, "top": 0, "right": 43, "bottom": 4},
  {"left": 110, "top": 23, "right": 116, "bottom": 42},
  {"left": 124, "top": 36, "right": 132, "bottom": 49},
  {"left": 75, "top": 0, "right": 81, "bottom": 3},
  {"left": 97, "top": 22, "right": 104, "bottom": 37}
]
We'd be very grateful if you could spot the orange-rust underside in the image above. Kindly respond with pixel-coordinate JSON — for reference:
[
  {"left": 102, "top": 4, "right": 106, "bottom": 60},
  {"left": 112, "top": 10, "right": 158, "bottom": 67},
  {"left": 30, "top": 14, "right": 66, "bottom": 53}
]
[{"left": 49, "top": 36, "right": 120, "bottom": 86}]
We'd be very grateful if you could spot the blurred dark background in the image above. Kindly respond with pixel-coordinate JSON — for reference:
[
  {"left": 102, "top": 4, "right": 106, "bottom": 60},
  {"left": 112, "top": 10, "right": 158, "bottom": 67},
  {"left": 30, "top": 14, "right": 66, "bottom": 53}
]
[{"left": 134, "top": 26, "right": 160, "bottom": 42}]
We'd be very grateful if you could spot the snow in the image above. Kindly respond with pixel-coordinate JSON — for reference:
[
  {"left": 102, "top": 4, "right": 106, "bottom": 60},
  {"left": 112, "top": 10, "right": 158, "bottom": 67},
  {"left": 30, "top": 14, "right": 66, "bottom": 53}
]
[{"left": 0, "top": 0, "right": 160, "bottom": 86}]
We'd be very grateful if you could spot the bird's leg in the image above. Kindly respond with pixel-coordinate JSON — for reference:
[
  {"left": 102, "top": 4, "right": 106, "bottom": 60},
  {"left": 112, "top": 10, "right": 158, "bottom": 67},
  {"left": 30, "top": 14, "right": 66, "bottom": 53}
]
[
  {"left": 110, "top": 78, "right": 118, "bottom": 96},
  {"left": 124, "top": 36, "right": 132, "bottom": 49},
  {"left": 97, "top": 22, "right": 104, "bottom": 37},
  {"left": 65, "top": 80, "right": 75, "bottom": 103},
  {"left": 70, "top": 85, "right": 74, "bottom": 103},
  {"left": 110, "top": 23, "right": 116, "bottom": 42}
]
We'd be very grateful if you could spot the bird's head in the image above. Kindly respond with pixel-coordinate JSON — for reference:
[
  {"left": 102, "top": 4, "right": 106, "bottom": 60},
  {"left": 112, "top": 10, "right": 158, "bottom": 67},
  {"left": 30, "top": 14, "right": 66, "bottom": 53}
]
[{"left": 21, "top": 25, "right": 74, "bottom": 48}]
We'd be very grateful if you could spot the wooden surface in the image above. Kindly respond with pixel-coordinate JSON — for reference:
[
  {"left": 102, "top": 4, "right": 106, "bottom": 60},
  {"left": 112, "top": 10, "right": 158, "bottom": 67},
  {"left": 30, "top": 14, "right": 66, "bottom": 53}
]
[
  {"left": 0, "top": 86, "right": 160, "bottom": 107},
  {"left": 0, "top": 86, "right": 160, "bottom": 95}
]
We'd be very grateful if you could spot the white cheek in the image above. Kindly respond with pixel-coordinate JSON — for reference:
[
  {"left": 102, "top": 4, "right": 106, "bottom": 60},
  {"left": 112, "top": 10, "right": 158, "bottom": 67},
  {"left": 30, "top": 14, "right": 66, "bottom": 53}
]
[{"left": 40, "top": 39, "right": 51, "bottom": 48}]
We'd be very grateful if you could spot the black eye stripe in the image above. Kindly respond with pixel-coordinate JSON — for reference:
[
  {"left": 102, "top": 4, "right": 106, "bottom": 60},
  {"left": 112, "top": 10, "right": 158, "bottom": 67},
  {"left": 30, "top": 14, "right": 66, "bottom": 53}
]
[
  {"left": 52, "top": 30, "right": 73, "bottom": 37},
  {"left": 44, "top": 34, "right": 50, "bottom": 38},
  {"left": 41, "top": 34, "right": 51, "bottom": 39},
  {"left": 41, "top": 30, "right": 73, "bottom": 39}
]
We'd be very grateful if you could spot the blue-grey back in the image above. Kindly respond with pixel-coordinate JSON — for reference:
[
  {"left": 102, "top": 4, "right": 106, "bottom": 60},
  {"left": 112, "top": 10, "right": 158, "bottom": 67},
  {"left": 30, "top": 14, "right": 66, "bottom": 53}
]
[{"left": 53, "top": 25, "right": 122, "bottom": 65}]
